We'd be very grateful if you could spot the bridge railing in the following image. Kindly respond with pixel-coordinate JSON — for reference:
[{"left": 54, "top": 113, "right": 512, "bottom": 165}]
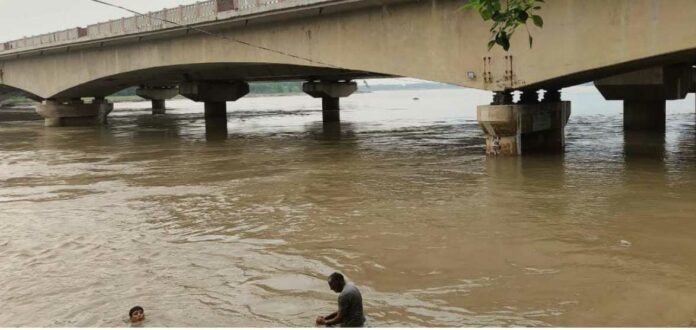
[
  {"left": 85, "top": 1, "right": 218, "bottom": 39},
  {"left": 0, "top": 0, "right": 298, "bottom": 53},
  {"left": 1, "top": 28, "right": 87, "bottom": 52}
]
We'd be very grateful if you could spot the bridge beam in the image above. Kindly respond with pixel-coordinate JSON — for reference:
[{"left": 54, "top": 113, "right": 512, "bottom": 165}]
[
  {"left": 477, "top": 91, "right": 571, "bottom": 156},
  {"left": 136, "top": 86, "right": 179, "bottom": 115},
  {"left": 179, "top": 81, "right": 249, "bottom": 140},
  {"left": 303, "top": 81, "right": 357, "bottom": 123},
  {"left": 595, "top": 65, "right": 691, "bottom": 132},
  {"left": 35, "top": 98, "right": 113, "bottom": 127}
]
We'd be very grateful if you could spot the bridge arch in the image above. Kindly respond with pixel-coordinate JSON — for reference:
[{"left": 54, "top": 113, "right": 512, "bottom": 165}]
[
  {"left": 48, "top": 62, "right": 387, "bottom": 100},
  {"left": 0, "top": 83, "right": 42, "bottom": 102}
]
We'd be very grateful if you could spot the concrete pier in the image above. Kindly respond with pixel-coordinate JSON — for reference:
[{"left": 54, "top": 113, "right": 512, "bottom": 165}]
[
  {"left": 595, "top": 65, "right": 691, "bottom": 132},
  {"left": 179, "top": 81, "right": 247, "bottom": 139},
  {"left": 180, "top": 81, "right": 249, "bottom": 119},
  {"left": 136, "top": 87, "right": 178, "bottom": 115},
  {"left": 204, "top": 102, "right": 227, "bottom": 118},
  {"left": 477, "top": 93, "right": 571, "bottom": 156},
  {"left": 151, "top": 99, "right": 166, "bottom": 114},
  {"left": 322, "top": 97, "right": 340, "bottom": 122},
  {"left": 35, "top": 98, "right": 113, "bottom": 127},
  {"left": 205, "top": 119, "right": 229, "bottom": 141},
  {"left": 303, "top": 81, "right": 357, "bottom": 123},
  {"left": 624, "top": 100, "right": 666, "bottom": 131}
]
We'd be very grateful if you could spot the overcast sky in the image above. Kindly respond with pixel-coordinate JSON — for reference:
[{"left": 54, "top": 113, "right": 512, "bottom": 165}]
[{"left": 0, "top": 0, "right": 200, "bottom": 42}]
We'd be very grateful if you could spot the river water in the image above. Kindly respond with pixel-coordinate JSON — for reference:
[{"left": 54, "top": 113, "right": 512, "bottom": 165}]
[{"left": 1, "top": 87, "right": 695, "bottom": 327}]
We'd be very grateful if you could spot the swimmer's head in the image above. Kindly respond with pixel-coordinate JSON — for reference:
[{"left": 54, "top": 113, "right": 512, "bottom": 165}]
[{"left": 129, "top": 306, "right": 145, "bottom": 323}]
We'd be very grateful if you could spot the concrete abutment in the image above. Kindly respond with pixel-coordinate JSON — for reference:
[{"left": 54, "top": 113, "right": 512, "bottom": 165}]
[
  {"left": 303, "top": 81, "right": 357, "bottom": 123},
  {"left": 35, "top": 98, "right": 113, "bottom": 127}
]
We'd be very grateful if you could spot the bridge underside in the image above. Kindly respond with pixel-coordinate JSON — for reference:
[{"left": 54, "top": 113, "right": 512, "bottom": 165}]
[
  {"left": 0, "top": 85, "right": 41, "bottom": 102},
  {"left": 51, "top": 63, "right": 389, "bottom": 100},
  {"left": 2, "top": 0, "right": 696, "bottom": 96}
]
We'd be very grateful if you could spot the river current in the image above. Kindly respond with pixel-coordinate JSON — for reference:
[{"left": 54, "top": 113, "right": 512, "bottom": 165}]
[{"left": 1, "top": 87, "right": 695, "bottom": 327}]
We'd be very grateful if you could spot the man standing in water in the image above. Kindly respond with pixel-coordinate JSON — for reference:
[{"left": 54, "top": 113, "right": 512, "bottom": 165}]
[{"left": 316, "top": 272, "right": 366, "bottom": 327}]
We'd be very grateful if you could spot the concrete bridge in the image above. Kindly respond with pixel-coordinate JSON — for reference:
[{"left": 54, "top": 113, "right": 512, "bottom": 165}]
[{"left": 1, "top": 0, "right": 695, "bottom": 154}]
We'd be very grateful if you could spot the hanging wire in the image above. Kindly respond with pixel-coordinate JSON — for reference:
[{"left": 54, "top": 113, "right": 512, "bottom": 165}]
[{"left": 88, "top": 0, "right": 344, "bottom": 69}]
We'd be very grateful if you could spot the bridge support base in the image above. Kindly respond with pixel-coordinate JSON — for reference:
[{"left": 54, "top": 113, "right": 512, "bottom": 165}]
[
  {"left": 136, "top": 87, "right": 178, "bottom": 115},
  {"left": 477, "top": 101, "right": 571, "bottom": 156},
  {"left": 304, "top": 81, "right": 357, "bottom": 123},
  {"left": 36, "top": 99, "right": 113, "bottom": 127}
]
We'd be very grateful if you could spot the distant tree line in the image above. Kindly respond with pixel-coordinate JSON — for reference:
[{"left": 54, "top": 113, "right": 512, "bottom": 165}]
[{"left": 112, "top": 82, "right": 303, "bottom": 97}]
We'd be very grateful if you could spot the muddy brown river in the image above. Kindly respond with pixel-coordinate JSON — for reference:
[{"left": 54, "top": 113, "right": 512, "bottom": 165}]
[{"left": 1, "top": 87, "right": 695, "bottom": 327}]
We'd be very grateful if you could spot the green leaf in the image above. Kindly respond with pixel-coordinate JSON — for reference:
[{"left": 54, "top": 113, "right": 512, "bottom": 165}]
[
  {"left": 481, "top": 8, "right": 493, "bottom": 20},
  {"left": 532, "top": 15, "right": 544, "bottom": 27},
  {"left": 492, "top": 12, "right": 506, "bottom": 22},
  {"left": 499, "top": 37, "right": 510, "bottom": 51},
  {"left": 487, "top": 40, "right": 497, "bottom": 50},
  {"left": 462, "top": 0, "right": 545, "bottom": 51}
]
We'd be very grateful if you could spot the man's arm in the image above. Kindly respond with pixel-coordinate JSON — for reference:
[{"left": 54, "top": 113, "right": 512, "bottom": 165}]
[
  {"left": 322, "top": 310, "right": 342, "bottom": 326},
  {"left": 316, "top": 311, "right": 338, "bottom": 326}
]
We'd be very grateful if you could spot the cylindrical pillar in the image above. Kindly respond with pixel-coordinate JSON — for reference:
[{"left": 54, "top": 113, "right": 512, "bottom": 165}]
[
  {"left": 624, "top": 100, "right": 666, "bottom": 132},
  {"left": 322, "top": 97, "right": 340, "bottom": 122},
  {"left": 205, "top": 119, "right": 228, "bottom": 141},
  {"left": 152, "top": 99, "right": 166, "bottom": 115},
  {"left": 204, "top": 101, "right": 227, "bottom": 118}
]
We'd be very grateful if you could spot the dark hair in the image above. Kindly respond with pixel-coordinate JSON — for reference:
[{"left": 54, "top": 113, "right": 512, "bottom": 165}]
[
  {"left": 329, "top": 272, "right": 345, "bottom": 283},
  {"left": 129, "top": 306, "right": 144, "bottom": 318}
]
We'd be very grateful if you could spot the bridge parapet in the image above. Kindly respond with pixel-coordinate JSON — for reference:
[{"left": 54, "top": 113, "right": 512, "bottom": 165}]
[
  {"left": 85, "top": 1, "right": 218, "bottom": 39},
  {"left": 0, "top": 0, "right": 310, "bottom": 54}
]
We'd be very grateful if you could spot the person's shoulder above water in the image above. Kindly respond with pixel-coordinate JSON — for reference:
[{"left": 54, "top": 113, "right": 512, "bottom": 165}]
[{"left": 340, "top": 283, "right": 361, "bottom": 298}]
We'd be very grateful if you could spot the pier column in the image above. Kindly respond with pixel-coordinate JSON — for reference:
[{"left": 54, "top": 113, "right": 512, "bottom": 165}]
[
  {"left": 595, "top": 65, "right": 691, "bottom": 132},
  {"left": 204, "top": 102, "right": 227, "bottom": 118},
  {"left": 36, "top": 98, "right": 113, "bottom": 127},
  {"left": 303, "top": 81, "right": 357, "bottom": 123},
  {"left": 477, "top": 91, "right": 571, "bottom": 156},
  {"left": 180, "top": 81, "right": 249, "bottom": 139},
  {"left": 136, "top": 86, "right": 178, "bottom": 115}
]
